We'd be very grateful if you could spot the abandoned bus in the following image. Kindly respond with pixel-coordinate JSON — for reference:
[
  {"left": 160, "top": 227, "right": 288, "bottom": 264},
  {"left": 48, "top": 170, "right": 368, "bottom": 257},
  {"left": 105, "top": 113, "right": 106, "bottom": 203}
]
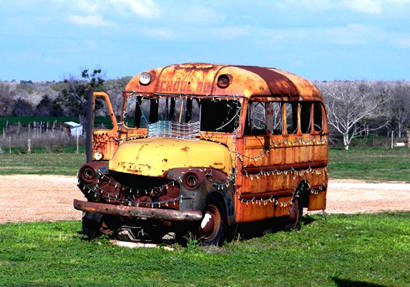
[{"left": 74, "top": 63, "right": 328, "bottom": 245}]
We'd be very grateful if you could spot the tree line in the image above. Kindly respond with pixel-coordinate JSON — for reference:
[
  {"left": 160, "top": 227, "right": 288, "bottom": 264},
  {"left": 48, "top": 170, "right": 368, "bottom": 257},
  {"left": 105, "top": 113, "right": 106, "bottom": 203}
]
[
  {"left": 316, "top": 81, "right": 409, "bottom": 149},
  {"left": 0, "top": 71, "right": 409, "bottom": 150}
]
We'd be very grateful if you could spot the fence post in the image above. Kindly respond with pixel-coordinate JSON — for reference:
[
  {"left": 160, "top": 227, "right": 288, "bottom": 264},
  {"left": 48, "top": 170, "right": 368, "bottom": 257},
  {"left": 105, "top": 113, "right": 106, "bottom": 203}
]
[
  {"left": 52, "top": 120, "right": 56, "bottom": 135},
  {"left": 390, "top": 131, "right": 394, "bottom": 149},
  {"left": 407, "top": 130, "right": 410, "bottom": 148},
  {"left": 76, "top": 133, "right": 79, "bottom": 154},
  {"left": 8, "top": 136, "right": 11, "bottom": 154},
  {"left": 28, "top": 138, "right": 31, "bottom": 154}
]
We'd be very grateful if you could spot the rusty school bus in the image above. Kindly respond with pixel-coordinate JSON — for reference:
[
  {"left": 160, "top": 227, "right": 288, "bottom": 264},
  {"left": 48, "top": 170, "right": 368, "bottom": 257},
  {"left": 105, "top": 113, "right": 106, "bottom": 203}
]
[{"left": 74, "top": 63, "right": 328, "bottom": 245}]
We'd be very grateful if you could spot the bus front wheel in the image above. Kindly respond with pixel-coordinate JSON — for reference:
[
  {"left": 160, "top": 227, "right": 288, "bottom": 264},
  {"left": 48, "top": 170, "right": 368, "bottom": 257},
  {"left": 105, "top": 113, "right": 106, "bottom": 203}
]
[{"left": 198, "top": 201, "right": 226, "bottom": 246}]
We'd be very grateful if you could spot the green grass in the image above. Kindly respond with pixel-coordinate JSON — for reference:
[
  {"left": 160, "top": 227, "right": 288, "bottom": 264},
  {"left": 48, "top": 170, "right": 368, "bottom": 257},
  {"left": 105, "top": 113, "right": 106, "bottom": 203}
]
[
  {"left": 0, "top": 213, "right": 408, "bottom": 286},
  {"left": 329, "top": 147, "right": 410, "bottom": 182},
  {"left": 0, "top": 152, "right": 85, "bottom": 175}
]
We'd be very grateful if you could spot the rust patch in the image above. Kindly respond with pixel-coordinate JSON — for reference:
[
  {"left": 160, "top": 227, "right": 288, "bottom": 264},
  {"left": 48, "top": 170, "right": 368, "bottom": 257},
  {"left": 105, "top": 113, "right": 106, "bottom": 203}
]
[
  {"left": 238, "top": 65, "right": 299, "bottom": 96},
  {"left": 74, "top": 199, "right": 202, "bottom": 221},
  {"left": 135, "top": 144, "right": 148, "bottom": 161}
]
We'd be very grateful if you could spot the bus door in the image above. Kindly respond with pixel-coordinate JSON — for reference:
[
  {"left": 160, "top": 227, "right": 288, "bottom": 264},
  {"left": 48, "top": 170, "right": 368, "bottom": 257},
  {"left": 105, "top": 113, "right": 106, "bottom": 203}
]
[{"left": 90, "top": 91, "right": 119, "bottom": 161}]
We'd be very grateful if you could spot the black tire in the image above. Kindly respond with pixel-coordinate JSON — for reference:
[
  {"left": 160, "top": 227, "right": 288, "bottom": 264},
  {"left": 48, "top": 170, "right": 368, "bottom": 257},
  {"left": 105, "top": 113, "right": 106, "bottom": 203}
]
[
  {"left": 174, "top": 223, "right": 196, "bottom": 246},
  {"left": 100, "top": 215, "right": 122, "bottom": 237},
  {"left": 198, "top": 200, "right": 226, "bottom": 246},
  {"left": 82, "top": 211, "right": 103, "bottom": 239},
  {"left": 145, "top": 225, "right": 166, "bottom": 243}
]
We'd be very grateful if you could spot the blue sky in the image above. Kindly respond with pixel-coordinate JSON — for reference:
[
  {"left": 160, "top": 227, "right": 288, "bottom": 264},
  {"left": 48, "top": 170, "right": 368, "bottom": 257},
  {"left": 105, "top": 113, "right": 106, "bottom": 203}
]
[{"left": 1, "top": 0, "right": 409, "bottom": 81}]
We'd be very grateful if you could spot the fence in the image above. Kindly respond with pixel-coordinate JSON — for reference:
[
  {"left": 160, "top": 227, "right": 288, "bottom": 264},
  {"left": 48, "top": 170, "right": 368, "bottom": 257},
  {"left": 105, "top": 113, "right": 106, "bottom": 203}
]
[{"left": 0, "top": 121, "right": 84, "bottom": 153}]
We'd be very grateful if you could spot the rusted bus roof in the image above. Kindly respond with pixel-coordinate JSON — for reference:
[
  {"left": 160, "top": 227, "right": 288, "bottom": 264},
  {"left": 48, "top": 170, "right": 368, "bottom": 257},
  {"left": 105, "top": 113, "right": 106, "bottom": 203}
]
[{"left": 125, "top": 63, "right": 322, "bottom": 102}]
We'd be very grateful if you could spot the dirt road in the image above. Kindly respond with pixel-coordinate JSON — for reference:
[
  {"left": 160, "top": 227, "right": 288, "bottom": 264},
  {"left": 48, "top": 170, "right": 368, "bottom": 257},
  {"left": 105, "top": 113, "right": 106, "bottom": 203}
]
[{"left": 0, "top": 175, "right": 409, "bottom": 224}]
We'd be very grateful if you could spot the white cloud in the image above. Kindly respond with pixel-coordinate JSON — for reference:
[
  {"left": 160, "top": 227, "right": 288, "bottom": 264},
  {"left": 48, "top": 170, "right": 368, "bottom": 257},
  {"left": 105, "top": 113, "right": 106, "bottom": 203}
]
[
  {"left": 343, "top": 0, "right": 382, "bottom": 14},
  {"left": 324, "top": 24, "right": 371, "bottom": 44},
  {"left": 209, "top": 26, "right": 249, "bottom": 40},
  {"left": 68, "top": 14, "right": 115, "bottom": 27},
  {"left": 73, "top": 0, "right": 99, "bottom": 13},
  {"left": 202, "top": 23, "right": 396, "bottom": 48},
  {"left": 394, "top": 36, "right": 410, "bottom": 48},
  {"left": 273, "top": 0, "right": 410, "bottom": 14},
  {"left": 274, "top": 0, "right": 334, "bottom": 11},
  {"left": 140, "top": 27, "right": 176, "bottom": 39},
  {"left": 108, "top": 0, "right": 160, "bottom": 19},
  {"left": 65, "top": 0, "right": 160, "bottom": 21},
  {"left": 175, "top": 6, "right": 225, "bottom": 25}
]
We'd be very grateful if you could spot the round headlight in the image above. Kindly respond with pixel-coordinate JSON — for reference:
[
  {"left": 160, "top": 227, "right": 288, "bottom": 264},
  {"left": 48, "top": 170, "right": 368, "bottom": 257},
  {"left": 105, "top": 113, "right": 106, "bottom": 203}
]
[
  {"left": 93, "top": 152, "right": 103, "bottom": 161},
  {"left": 139, "top": 72, "right": 151, "bottom": 85},
  {"left": 183, "top": 172, "right": 200, "bottom": 190}
]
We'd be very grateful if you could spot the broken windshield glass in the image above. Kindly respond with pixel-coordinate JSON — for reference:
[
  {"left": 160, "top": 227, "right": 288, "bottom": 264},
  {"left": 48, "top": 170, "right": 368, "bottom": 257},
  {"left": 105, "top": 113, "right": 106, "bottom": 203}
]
[{"left": 124, "top": 95, "right": 240, "bottom": 133}]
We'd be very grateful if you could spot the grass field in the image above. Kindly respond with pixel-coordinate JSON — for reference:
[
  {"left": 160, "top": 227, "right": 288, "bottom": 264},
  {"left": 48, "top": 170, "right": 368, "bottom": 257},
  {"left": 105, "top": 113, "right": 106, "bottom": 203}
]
[
  {"left": 0, "top": 213, "right": 408, "bottom": 286},
  {"left": 0, "top": 146, "right": 409, "bottom": 181},
  {"left": 0, "top": 152, "right": 85, "bottom": 175},
  {"left": 329, "top": 147, "right": 410, "bottom": 182}
]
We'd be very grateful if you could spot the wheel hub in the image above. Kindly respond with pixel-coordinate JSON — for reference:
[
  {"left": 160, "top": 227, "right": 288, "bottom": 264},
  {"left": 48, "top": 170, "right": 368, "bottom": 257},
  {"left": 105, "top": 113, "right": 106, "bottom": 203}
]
[
  {"left": 198, "top": 204, "right": 221, "bottom": 241},
  {"left": 200, "top": 212, "right": 215, "bottom": 235}
]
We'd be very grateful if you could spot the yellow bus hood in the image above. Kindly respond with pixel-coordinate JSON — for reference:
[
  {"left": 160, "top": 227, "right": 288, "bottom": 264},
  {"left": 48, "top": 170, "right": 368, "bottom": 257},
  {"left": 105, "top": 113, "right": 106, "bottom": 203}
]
[{"left": 109, "top": 138, "right": 232, "bottom": 177}]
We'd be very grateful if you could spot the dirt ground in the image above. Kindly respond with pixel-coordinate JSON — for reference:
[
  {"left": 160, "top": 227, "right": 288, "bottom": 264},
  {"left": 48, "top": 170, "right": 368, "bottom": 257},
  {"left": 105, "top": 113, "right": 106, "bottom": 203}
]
[{"left": 0, "top": 175, "right": 409, "bottom": 224}]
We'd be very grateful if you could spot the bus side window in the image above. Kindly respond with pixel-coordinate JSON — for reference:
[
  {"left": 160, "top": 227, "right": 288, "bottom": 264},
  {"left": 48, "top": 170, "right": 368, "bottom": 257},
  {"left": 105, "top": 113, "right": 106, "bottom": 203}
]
[
  {"left": 266, "top": 102, "right": 282, "bottom": 135},
  {"left": 201, "top": 100, "right": 240, "bottom": 132},
  {"left": 245, "top": 102, "right": 266, "bottom": 135},
  {"left": 285, "top": 102, "right": 298, "bottom": 134},
  {"left": 300, "top": 102, "right": 312, "bottom": 134},
  {"left": 313, "top": 102, "right": 323, "bottom": 132}
]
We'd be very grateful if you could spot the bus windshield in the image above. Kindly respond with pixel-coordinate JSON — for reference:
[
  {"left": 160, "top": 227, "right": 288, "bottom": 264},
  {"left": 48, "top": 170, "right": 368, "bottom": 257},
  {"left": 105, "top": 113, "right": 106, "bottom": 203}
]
[{"left": 124, "top": 95, "right": 241, "bottom": 133}]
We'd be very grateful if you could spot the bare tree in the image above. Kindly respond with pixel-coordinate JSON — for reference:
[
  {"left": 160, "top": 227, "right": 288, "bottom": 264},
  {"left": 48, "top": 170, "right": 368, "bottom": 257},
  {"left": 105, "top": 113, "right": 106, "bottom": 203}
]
[
  {"left": 55, "top": 69, "right": 104, "bottom": 125},
  {"left": 0, "top": 83, "right": 16, "bottom": 116},
  {"left": 318, "top": 81, "right": 390, "bottom": 150},
  {"left": 103, "top": 77, "right": 131, "bottom": 114},
  {"left": 387, "top": 82, "right": 410, "bottom": 138}
]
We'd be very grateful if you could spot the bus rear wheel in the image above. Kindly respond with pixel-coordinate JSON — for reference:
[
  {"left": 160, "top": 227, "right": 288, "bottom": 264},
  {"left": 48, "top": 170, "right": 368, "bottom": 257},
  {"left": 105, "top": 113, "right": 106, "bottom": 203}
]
[{"left": 287, "top": 197, "right": 303, "bottom": 231}]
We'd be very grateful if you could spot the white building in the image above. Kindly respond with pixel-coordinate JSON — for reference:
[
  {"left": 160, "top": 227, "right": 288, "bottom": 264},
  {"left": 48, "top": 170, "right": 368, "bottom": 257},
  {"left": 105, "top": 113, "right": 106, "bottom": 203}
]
[{"left": 63, "top": 121, "right": 83, "bottom": 137}]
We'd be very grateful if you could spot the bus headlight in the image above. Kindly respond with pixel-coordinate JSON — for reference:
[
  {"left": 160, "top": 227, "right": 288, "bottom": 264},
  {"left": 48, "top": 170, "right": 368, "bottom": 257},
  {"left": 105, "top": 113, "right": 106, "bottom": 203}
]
[
  {"left": 183, "top": 172, "right": 200, "bottom": 190},
  {"left": 93, "top": 152, "right": 103, "bottom": 161},
  {"left": 139, "top": 72, "right": 151, "bottom": 85}
]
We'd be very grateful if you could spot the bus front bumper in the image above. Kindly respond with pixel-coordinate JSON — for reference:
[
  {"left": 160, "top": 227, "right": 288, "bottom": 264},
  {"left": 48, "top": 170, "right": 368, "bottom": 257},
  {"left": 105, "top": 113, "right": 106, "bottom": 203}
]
[{"left": 73, "top": 199, "right": 203, "bottom": 222}]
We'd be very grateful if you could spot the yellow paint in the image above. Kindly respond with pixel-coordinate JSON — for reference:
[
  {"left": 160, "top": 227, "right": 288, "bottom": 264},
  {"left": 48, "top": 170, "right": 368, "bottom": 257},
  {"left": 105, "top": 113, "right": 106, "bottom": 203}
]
[{"left": 109, "top": 138, "right": 232, "bottom": 177}]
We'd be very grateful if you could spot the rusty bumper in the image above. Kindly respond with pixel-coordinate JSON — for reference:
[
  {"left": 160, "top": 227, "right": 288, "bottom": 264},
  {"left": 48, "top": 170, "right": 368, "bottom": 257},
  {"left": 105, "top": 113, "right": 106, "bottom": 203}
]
[{"left": 73, "top": 199, "right": 202, "bottom": 221}]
